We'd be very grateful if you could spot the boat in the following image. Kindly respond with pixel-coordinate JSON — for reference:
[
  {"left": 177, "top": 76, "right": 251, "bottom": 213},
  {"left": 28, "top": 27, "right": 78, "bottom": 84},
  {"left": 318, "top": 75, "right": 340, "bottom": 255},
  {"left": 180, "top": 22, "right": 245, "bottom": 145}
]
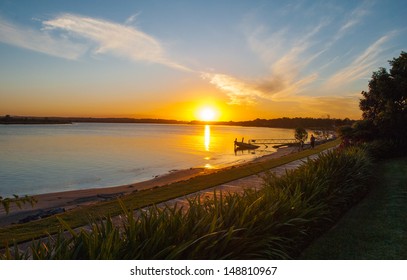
[{"left": 234, "top": 139, "right": 260, "bottom": 150}]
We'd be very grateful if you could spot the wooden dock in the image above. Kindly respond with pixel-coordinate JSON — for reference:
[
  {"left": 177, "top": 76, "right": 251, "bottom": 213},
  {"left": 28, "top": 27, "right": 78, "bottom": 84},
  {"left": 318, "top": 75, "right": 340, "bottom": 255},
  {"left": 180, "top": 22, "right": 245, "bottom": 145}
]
[
  {"left": 248, "top": 139, "right": 297, "bottom": 145},
  {"left": 248, "top": 139, "right": 298, "bottom": 148}
]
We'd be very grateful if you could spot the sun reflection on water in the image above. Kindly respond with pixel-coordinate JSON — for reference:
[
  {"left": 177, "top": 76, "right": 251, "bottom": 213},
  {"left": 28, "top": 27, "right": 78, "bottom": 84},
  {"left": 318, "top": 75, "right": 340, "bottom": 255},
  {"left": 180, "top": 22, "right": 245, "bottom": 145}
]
[
  {"left": 204, "top": 125, "right": 211, "bottom": 151},
  {"left": 204, "top": 163, "right": 214, "bottom": 169},
  {"left": 203, "top": 125, "right": 213, "bottom": 169}
]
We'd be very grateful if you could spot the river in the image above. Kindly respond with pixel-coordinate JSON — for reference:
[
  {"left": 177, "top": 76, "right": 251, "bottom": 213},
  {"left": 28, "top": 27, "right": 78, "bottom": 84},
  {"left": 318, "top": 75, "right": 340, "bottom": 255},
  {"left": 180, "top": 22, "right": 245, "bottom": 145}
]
[{"left": 0, "top": 123, "right": 295, "bottom": 196}]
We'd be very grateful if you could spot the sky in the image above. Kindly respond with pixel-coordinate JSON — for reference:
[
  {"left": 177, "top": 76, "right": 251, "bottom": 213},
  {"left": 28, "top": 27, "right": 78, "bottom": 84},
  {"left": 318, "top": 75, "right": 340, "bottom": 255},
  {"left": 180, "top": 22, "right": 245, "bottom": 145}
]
[{"left": 0, "top": 0, "right": 406, "bottom": 121}]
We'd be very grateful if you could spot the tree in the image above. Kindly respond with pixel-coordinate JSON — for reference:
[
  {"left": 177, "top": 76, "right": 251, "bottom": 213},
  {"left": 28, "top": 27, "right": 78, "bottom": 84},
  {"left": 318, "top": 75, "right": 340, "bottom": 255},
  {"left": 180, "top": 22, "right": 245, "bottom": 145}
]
[
  {"left": 294, "top": 127, "right": 308, "bottom": 149},
  {"left": 359, "top": 52, "right": 407, "bottom": 140}
]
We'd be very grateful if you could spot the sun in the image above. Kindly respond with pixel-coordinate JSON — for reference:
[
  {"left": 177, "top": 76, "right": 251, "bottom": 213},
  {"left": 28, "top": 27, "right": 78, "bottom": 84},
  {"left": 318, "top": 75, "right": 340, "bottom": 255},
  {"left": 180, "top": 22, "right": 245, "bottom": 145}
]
[{"left": 198, "top": 107, "right": 217, "bottom": 122}]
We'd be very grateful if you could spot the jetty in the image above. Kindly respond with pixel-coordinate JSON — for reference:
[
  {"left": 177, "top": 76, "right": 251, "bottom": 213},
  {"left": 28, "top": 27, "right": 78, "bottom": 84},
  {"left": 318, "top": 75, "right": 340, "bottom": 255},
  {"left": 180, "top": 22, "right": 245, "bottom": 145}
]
[
  {"left": 234, "top": 139, "right": 260, "bottom": 150},
  {"left": 248, "top": 138, "right": 298, "bottom": 148},
  {"left": 234, "top": 138, "right": 298, "bottom": 150},
  {"left": 249, "top": 139, "right": 297, "bottom": 145}
]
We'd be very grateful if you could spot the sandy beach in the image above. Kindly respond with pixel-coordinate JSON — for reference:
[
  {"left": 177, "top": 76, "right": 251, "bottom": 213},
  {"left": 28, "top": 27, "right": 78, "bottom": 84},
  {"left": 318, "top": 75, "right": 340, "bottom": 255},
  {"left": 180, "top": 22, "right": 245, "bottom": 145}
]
[{"left": 0, "top": 146, "right": 297, "bottom": 227}]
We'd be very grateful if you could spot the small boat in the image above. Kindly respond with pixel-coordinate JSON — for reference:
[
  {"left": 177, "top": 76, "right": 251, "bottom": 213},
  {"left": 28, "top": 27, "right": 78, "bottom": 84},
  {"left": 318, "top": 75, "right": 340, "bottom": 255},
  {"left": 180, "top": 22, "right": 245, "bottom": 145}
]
[{"left": 234, "top": 139, "right": 260, "bottom": 150}]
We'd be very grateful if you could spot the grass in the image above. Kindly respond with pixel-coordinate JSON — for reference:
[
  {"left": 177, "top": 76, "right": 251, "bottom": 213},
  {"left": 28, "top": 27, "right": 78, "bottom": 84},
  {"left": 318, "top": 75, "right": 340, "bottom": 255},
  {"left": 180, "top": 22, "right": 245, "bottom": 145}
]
[
  {"left": 0, "top": 139, "right": 340, "bottom": 246},
  {"left": 301, "top": 157, "right": 407, "bottom": 259},
  {"left": 0, "top": 195, "right": 37, "bottom": 214},
  {"left": 1, "top": 144, "right": 373, "bottom": 259}
]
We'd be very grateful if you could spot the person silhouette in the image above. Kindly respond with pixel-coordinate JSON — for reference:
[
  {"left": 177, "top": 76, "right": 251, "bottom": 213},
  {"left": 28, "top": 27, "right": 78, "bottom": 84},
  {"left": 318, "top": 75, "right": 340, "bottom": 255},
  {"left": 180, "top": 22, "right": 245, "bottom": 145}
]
[{"left": 310, "top": 134, "right": 315, "bottom": 149}]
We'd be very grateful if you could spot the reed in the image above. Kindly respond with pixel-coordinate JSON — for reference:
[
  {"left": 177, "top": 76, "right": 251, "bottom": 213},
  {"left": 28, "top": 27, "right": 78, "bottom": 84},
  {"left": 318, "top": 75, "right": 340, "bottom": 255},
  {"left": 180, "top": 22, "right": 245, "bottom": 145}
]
[{"left": 1, "top": 147, "right": 373, "bottom": 259}]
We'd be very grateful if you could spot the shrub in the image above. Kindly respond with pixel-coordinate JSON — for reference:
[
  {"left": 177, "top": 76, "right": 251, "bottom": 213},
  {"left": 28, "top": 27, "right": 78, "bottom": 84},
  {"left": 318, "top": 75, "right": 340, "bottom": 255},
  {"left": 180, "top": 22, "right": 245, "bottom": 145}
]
[{"left": 362, "top": 139, "right": 407, "bottom": 160}]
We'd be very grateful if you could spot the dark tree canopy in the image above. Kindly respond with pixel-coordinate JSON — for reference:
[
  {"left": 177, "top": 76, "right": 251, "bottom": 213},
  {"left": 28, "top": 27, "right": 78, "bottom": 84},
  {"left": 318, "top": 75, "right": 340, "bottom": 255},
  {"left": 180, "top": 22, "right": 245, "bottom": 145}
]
[
  {"left": 294, "top": 127, "right": 308, "bottom": 143},
  {"left": 359, "top": 51, "right": 407, "bottom": 139}
]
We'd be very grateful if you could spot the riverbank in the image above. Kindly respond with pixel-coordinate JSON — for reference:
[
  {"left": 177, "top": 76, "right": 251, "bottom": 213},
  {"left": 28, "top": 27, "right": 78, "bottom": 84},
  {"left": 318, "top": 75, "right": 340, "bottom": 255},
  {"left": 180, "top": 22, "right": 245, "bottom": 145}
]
[
  {"left": 0, "top": 145, "right": 298, "bottom": 227},
  {"left": 0, "top": 167, "right": 206, "bottom": 227},
  {"left": 0, "top": 140, "right": 340, "bottom": 246},
  {"left": 3, "top": 139, "right": 370, "bottom": 260}
]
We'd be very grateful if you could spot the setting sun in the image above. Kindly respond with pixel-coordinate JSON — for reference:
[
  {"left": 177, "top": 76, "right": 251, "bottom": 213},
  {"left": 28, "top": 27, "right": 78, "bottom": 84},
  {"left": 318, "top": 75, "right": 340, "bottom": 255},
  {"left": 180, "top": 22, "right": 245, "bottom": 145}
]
[{"left": 198, "top": 107, "right": 217, "bottom": 121}]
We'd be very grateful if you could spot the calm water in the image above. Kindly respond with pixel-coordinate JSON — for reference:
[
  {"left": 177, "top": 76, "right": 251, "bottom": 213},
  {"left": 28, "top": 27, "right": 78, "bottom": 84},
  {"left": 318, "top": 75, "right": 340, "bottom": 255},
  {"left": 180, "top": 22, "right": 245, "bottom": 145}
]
[{"left": 0, "top": 123, "right": 295, "bottom": 197}]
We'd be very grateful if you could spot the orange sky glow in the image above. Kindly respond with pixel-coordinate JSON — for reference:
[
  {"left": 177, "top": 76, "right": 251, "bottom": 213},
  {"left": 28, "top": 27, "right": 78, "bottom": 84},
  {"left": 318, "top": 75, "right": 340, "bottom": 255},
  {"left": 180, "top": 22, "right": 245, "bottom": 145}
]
[{"left": 1, "top": 1, "right": 405, "bottom": 121}]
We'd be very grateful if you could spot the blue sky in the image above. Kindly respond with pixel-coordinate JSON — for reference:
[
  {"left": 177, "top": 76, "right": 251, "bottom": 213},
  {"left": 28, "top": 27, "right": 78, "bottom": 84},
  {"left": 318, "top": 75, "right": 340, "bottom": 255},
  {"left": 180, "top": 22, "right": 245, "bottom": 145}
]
[{"left": 0, "top": 0, "right": 406, "bottom": 120}]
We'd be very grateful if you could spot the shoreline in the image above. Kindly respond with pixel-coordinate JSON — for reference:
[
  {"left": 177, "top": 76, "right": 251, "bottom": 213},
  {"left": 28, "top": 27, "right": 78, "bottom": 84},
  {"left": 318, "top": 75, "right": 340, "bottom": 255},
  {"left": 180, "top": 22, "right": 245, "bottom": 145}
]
[{"left": 0, "top": 146, "right": 297, "bottom": 226}]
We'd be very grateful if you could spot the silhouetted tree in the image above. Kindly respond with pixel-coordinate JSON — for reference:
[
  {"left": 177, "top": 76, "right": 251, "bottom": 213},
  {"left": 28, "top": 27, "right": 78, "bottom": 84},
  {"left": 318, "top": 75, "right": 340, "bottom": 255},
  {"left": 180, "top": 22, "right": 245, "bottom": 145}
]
[
  {"left": 294, "top": 127, "right": 308, "bottom": 149},
  {"left": 359, "top": 52, "right": 407, "bottom": 140}
]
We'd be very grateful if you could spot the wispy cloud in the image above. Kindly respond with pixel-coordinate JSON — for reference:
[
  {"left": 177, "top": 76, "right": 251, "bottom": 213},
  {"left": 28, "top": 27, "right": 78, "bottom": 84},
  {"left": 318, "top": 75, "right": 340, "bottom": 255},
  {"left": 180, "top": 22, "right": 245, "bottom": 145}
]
[
  {"left": 0, "top": 16, "right": 86, "bottom": 60},
  {"left": 246, "top": 25, "right": 288, "bottom": 65},
  {"left": 0, "top": 14, "right": 189, "bottom": 71},
  {"left": 205, "top": 0, "right": 387, "bottom": 110},
  {"left": 43, "top": 14, "right": 190, "bottom": 71},
  {"left": 206, "top": 19, "right": 324, "bottom": 105},
  {"left": 335, "top": 0, "right": 372, "bottom": 40},
  {"left": 124, "top": 13, "right": 141, "bottom": 26},
  {"left": 202, "top": 73, "right": 265, "bottom": 105},
  {"left": 325, "top": 32, "right": 395, "bottom": 88},
  {"left": 329, "top": 0, "right": 373, "bottom": 45},
  {"left": 203, "top": 69, "right": 360, "bottom": 117},
  {"left": 203, "top": 71, "right": 318, "bottom": 105}
]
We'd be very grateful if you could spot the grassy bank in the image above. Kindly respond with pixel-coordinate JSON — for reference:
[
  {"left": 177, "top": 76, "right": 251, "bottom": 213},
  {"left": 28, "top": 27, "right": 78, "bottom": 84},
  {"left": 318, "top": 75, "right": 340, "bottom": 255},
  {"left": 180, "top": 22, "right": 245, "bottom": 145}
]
[
  {"left": 301, "top": 157, "right": 407, "bottom": 259},
  {"left": 0, "top": 140, "right": 339, "bottom": 246},
  {"left": 2, "top": 143, "right": 374, "bottom": 259}
]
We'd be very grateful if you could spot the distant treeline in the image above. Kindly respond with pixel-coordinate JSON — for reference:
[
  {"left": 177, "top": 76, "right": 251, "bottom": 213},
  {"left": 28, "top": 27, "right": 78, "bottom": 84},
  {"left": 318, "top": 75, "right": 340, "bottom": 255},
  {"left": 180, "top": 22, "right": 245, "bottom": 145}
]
[
  {"left": 0, "top": 115, "right": 71, "bottom": 124},
  {"left": 57, "top": 117, "right": 186, "bottom": 124},
  {"left": 0, "top": 115, "right": 184, "bottom": 125},
  {"left": 213, "top": 117, "right": 355, "bottom": 129},
  {"left": 1, "top": 115, "right": 355, "bottom": 129}
]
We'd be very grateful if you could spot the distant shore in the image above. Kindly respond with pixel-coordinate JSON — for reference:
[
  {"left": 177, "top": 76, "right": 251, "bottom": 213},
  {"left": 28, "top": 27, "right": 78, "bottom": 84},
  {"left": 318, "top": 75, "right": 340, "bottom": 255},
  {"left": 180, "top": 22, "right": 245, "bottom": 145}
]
[
  {"left": 0, "top": 116, "right": 72, "bottom": 125},
  {"left": 1, "top": 115, "right": 353, "bottom": 129},
  {"left": 0, "top": 145, "right": 297, "bottom": 227}
]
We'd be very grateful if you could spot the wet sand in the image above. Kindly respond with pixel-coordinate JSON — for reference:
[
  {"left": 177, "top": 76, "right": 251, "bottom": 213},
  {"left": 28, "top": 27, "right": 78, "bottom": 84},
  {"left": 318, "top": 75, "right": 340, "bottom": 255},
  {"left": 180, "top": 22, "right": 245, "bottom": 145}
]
[{"left": 0, "top": 146, "right": 297, "bottom": 226}]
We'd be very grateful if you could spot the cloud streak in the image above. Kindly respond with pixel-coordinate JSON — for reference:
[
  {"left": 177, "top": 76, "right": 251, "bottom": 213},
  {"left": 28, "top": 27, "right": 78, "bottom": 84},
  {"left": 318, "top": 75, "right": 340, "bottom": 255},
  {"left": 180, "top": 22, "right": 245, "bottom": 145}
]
[
  {"left": 205, "top": 0, "right": 394, "bottom": 113},
  {"left": 203, "top": 67, "right": 360, "bottom": 118},
  {"left": 202, "top": 73, "right": 266, "bottom": 105},
  {"left": 205, "top": 19, "right": 324, "bottom": 105},
  {"left": 43, "top": 14, "right": 190, "bottom": 71},
  {"left": 325, "top": 33, "right": 395, "bottom": 88},
  {"left": 314, "top": 0, "right": 373, "bottom": 59},
  {"left": 203, "top": 71, "right": 318, "bottom": 105},
  {"left": 0, "top": 16, "right": 86, "bottom": 60},
  {"left": 0, "top": 14, "right": 189, "bottom": 71},
  {"left": 333, "top": 0, "right": 372, "bottom": 41}
]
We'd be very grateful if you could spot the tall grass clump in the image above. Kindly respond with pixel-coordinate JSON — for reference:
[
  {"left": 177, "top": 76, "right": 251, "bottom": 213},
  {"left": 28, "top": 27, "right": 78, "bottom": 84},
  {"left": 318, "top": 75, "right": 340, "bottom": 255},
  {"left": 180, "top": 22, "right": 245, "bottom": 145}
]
[
  {"left": 260, "top": 147, "right": 373, "bottom": 256},
  {"left": 1, "top": 147, "right": 373, "bottom": 260}
]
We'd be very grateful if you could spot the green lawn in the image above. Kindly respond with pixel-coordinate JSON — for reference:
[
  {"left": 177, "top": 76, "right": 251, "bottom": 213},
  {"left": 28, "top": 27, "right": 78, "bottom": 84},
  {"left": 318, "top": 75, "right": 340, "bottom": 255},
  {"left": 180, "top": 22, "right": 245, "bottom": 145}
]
[{"left": 301, "top": 157, "right": 407, "bottom": 259}]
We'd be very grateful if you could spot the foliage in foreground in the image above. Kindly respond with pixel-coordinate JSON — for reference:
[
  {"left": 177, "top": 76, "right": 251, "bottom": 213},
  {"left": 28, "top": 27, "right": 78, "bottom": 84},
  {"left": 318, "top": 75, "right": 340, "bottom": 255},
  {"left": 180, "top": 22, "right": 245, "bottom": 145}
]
[
  {"left": 1, "top": 147, "right": 373, "bottom": 260},
  {"left": 0, "top": 195, "right": 37, "bottom": 214}
]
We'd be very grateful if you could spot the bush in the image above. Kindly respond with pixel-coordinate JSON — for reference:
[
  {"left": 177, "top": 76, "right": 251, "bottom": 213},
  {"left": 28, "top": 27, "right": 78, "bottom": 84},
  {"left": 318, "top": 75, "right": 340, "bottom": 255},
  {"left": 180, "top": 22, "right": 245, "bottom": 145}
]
[{"left": 362, "top": 139, "right": 407, "bottom": 160}]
